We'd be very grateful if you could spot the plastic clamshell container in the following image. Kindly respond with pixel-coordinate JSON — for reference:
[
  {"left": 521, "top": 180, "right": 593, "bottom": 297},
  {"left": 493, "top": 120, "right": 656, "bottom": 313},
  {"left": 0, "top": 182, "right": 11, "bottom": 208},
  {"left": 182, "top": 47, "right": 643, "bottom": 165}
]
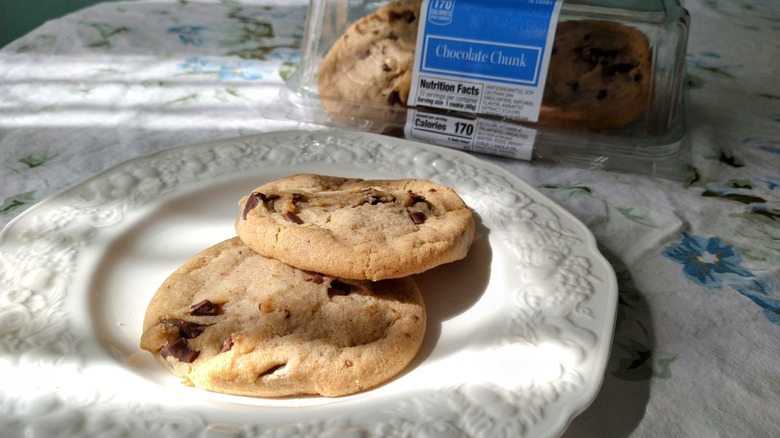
[{"left": 272, "top": 0, "right": 692, "bottom": 180}]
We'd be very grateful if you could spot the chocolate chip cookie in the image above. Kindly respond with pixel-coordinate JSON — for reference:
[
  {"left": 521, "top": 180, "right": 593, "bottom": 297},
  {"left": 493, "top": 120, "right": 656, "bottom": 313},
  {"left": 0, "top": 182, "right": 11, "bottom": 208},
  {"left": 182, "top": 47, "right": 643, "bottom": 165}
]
[
  {"left": 539, "top": 19, "right": 652, "bottom": 131},
  {"left": 235, "top": 173, "right": 475, "bottom": 281},
  {"left": 317, "top": 0, "right": 422, "bottom": 130},
  {"left": 140, "top": 237, "right": 426, "bottom": 398}
]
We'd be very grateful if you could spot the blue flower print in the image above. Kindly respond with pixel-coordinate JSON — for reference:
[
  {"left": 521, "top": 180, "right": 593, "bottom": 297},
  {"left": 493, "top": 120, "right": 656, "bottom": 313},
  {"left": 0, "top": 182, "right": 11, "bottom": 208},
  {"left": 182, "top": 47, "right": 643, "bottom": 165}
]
[
  {"left": 663, "top": 233, "right": 780, "bottom": 325},
  {"left": 168, "top": 26, "right": 205, "bottom": 46},
  {"left": 662, "top": 233, "right": 752, "bottom": 288},
  {"left": 178, "top": 57, "right": 266, "bottom": 80},
  {"left": 744, "top": 137, "right": 780, "bottom": 155},
  {"left": 757, "top": 178, "right": 780, "bottom": 191},
  {"left": 267, "top": 47, "right": 300, "bottom": 64},
  {"left": 216, "top": 62, "right": 263, "bottom": 80}
]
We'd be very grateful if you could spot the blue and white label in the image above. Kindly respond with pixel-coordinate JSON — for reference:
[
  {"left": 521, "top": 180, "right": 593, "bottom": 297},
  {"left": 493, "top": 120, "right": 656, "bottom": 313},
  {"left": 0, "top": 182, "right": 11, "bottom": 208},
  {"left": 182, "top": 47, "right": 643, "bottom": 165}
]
[
  {"left": 421, "top": 37, "right": 542, "bottom": 85},
  {"left": 408, "top": 0, "right": 563, "bottom": 122}
]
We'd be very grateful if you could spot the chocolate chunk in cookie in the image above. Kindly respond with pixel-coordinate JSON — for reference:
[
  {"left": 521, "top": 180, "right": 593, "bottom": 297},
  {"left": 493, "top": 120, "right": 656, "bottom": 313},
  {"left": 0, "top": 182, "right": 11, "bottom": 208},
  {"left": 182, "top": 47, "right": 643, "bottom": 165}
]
[
  {"left": 140, "top": 237, "right": 426, "bottom": 398},
  {"left": 235, "top": 174, "right": 475, "bottom": 281},
  {"left": 539, "top": 20, "right": 652, "bottom": 130}
]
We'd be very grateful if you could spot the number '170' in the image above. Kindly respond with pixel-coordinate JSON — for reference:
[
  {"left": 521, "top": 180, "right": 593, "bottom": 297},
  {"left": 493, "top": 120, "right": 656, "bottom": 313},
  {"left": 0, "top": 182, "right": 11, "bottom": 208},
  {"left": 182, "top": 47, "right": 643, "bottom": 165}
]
[{"left": 454, "top": 122, "right": 474, "bottom": 136}]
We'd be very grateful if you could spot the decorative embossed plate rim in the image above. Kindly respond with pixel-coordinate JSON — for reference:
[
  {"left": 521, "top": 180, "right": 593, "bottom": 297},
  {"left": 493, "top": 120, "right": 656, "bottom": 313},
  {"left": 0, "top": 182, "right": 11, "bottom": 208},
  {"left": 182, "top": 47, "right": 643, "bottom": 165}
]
[{"left": 0, "top": 129, "right": 616, "bottom": 438}]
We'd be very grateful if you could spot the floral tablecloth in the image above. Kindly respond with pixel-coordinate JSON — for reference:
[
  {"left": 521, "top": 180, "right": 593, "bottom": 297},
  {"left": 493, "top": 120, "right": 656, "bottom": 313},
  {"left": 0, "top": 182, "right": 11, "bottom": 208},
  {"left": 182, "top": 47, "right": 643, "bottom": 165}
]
[{"left": 1, "top": 0, "right": 779, "bottom": 437}]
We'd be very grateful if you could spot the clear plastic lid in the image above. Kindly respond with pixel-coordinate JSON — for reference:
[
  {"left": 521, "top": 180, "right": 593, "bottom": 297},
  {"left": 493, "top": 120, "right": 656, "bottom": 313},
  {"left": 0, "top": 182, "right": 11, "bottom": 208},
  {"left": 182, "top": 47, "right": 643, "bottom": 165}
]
[{"left": 268, "top": 0, "right": 692, "bottom": 180}]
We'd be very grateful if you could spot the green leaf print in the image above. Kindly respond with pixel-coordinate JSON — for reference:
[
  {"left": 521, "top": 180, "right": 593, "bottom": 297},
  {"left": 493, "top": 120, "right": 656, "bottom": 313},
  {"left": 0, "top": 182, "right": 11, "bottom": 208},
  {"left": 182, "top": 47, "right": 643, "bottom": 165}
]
[
  {"left": 613, "top": 339, "right": 653, "bottom": 381},
  {"left": 539, "top": 182, "right": 591, "bottom": 193},
  {"left": 219, "top": 7, "right": 303, "bottom": 63},
  {"left": 69, "top": 86, "right": 93, "bottom": 97},
  {"left": 702, "top": 190, "right": 767, "bottom": 204},
  {"left": 540, "top": 182, "right": 659, "bottom": 228},
  {"left": 686, "top": 73, "right": 705, "bottom": 90},
  {"left": 725, "top": 179, "right": 753, "bottom": 190},
  {"left": 609, "top": 268, "right": 675, "bottom": 381},
  {"left": 227, "top": 46, "right": 276, "bottom": 60},
  {"left": 82, "top": 22, "right": 130, "bottom": 49},
  {"left": 141, "top": 80, "right": 173, "bottom": 88},
  {"left": 717, "top": 211, "right": 780, "bottom": 266},
  {"left": 18, "top": 151, "right": 60, "bottom": 168},
  {"left": 1, "top": 191, "right": 37, "bottom": 215},
  {"left": 165, "top": 93, "right": 200, "bottom": 105},
  {"left": 229, "top": 11, "right": 274, "bottom": 40},
  {"left": 213, "top": 88, "right": 247, "bottom": 102},
  {"left": 613, "top": 341, "right": 675, "bottom": 380},
  {"left": 653, "top": 357, "right": 677, "bottom": 379},
  {"left": 95, "top": 67, "right": 123, "bottom": 75},
  {"left": 695, "top": 65, "right": 737, "bottom": 78},
  {"left": 615, "top": 205, "right": 660, "bottom": 228},
  {"left": 539, "top": 182, "right": 592, "bottom": 196},
  {"left": 718, "top": 150, "right": 746, "bottom": 168},
  {"left": 279, "top": 61, "right": 297, "bottom": 81},
  {"left": 16, "top": 34, "right": 56, "bottom": 53},
  {"left": 749, "top": 208, "right": 780, "bottom": 221}
]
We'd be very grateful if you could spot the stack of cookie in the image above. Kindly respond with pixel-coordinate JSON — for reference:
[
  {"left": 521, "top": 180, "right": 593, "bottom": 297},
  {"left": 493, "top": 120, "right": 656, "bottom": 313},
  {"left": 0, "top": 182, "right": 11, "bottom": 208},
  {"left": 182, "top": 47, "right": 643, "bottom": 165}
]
[{"left": 140, "top": 173, "right": 475, "bottom": 397}]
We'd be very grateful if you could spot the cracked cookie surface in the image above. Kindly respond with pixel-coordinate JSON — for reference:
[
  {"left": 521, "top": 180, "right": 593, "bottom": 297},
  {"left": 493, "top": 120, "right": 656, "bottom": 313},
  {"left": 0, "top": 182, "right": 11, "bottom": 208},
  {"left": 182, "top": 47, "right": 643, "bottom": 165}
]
[
  {"left": 140, "top": 237, "right": 426, "bottom": 397},
  {"left": 235, "top": 173, "right": 475, "bottom": 281}
]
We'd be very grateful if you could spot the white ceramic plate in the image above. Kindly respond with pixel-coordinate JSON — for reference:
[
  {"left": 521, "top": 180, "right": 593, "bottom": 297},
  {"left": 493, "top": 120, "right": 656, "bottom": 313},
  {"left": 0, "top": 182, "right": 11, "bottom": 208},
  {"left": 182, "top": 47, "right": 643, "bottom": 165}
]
[{"left": 0, "top": 130, "right": 616, "bottom": 438}]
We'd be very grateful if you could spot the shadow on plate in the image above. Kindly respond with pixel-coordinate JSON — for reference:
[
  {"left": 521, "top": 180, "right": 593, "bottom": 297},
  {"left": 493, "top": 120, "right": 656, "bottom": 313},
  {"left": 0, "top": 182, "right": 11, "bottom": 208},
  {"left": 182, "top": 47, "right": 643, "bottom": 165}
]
[{"left": 405, "top": 211, "right": 492, "bottom": 369}]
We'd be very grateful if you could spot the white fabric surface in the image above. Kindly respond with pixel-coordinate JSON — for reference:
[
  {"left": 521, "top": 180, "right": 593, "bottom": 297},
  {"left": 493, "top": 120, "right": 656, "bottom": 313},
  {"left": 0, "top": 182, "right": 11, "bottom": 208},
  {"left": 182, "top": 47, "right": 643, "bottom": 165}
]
[{"left": 1, "top": 1, "right": 779, "bottom": 436}]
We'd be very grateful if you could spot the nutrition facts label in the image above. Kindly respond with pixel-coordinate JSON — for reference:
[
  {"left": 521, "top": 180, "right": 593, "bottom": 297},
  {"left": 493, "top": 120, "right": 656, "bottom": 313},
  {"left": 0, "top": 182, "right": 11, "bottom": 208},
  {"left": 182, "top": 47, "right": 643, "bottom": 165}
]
[
  {"left": 404, "top": 109, "right": 536, "bottom": 160},
  {"left": 407, "top": 0, "right": 563, "bottom": 122}
]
